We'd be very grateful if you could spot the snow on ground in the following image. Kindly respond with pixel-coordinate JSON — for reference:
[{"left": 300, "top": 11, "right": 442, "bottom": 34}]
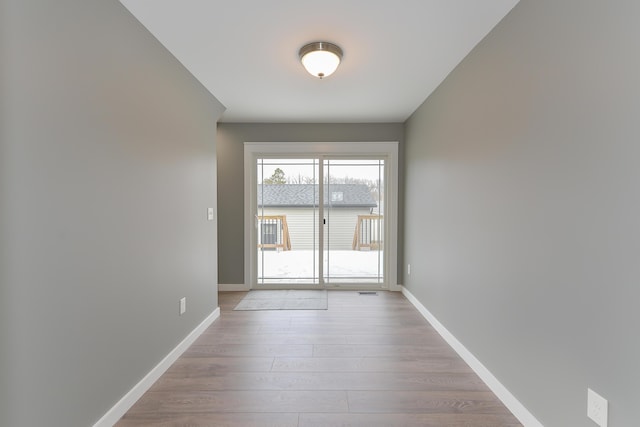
[{"left": 257, "top": 249, "right": 384, "bottom": 283}]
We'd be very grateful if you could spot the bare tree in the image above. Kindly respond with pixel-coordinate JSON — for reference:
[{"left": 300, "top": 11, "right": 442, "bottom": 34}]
[{"left": 287, "top": 173, "right": 317, "bottom": 184}]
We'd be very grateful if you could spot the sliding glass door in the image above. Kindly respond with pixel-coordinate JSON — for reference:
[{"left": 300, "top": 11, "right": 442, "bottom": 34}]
[
  {"left": 256, "top": 158, "right": 319, "bottom": 285},
  {"left": 323, "top": 159, "right": 384, "bottom": 284},
  {"left": 255, "top": 156, "right": 385, "bottom": 287}
]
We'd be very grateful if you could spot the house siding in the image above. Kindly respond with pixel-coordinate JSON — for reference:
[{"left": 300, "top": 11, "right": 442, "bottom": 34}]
[{"left": 260, "top": 207, "right": 371, "bottom": 250}]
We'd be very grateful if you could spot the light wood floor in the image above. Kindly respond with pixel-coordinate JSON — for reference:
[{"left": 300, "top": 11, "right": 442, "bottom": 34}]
[{"left": 117, "top": 291, "right": 522, "bottom": 426}]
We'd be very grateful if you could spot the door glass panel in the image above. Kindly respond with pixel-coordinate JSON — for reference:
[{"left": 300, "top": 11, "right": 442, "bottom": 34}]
[
  {"left": 256, "top": 158, "right": 319, "bottom": 284},
  {"left": 324, "top": 159, "right": 384, "bottom": 284}
]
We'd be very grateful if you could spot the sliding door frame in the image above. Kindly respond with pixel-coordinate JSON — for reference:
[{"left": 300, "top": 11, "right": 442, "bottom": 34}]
[{"left": 244, "top": 141, "right": 399, "bottom": 291}]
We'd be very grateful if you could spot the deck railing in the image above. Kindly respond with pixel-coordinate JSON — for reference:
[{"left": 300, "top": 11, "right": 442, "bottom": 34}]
[
  {"left": 352, "top": 214, "right": 383, "bottom": 250},
  {"left": 257, "top": 215, "right": 292, "bottom": 251}
]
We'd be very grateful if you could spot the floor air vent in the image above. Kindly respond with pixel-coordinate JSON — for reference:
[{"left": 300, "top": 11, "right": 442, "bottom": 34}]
[{"left": 358, "top": 291, "right": 378, "bottom": 295}]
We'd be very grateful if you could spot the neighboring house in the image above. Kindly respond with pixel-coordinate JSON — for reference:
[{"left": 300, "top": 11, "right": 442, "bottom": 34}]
[{"left": 257, "top": 184, "right": 380, "bottom": 250}]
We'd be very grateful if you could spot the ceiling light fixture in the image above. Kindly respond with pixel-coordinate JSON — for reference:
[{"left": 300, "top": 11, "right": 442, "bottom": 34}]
[{"left": 299, "top": 42, "right": 343, "bottom": 79}]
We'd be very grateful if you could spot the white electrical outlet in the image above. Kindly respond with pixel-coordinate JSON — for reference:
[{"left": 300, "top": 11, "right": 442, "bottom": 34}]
[
  {"left": 587, "top": 388, "right": 608, "bottom": 427},
  {"left": 407, "top": 264, "right": 411, "bottom": 275},
  {"left": 207, "top": 208, "right": 214, "bottom": 221},
  {"left": 179, "top": 297, "right": 187, "bottom": 315}
]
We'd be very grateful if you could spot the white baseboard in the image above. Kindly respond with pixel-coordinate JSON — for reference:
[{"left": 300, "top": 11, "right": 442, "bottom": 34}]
[
  {"left": 218, "top": 283, "right": 250, "bottom": 291},
  {"left": 400, "top": 287, "right": 543, "bottom": 427},
  {"left": 93, "top": 307, "right": 221, "bottom": 427}
]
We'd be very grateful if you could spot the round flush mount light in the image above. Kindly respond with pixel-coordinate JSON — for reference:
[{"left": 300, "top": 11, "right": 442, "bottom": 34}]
[{"left": 299, "top": 42, "right": 343, "bottom": 79}]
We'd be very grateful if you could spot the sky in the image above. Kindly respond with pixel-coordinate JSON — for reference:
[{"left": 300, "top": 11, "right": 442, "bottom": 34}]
[{"left": 257, "top": 158, "right": 385, "bottom": 183}]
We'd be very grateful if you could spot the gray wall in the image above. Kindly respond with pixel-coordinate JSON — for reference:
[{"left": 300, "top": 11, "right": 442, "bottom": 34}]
[
  {"left": 1, "top": 1, "right": 224, "bottom": 426},
  {"left": 403, "top": 1, "right": 639, "bottom": 426},
  {"left": 217, "top": 123, "right": 404, "bottom": 285},
  {"left": 0, "top": 1, "right": 9, "bottom": 421}
]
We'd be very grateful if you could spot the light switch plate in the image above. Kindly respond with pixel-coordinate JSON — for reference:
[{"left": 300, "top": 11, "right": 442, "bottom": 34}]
[
  {"left": 587, "top": 388, "right": 608, "bottom": 427},
  {"left": 207, "top": 208, "right": 214, "bottom": 221},
  {"left": 179, "top": 297, "right": 186, "bottom": 315}
]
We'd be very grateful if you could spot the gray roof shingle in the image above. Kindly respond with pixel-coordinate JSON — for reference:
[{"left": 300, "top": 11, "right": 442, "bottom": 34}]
[{"left": 257, "top": 184, "right": 376, "bottom": 208}]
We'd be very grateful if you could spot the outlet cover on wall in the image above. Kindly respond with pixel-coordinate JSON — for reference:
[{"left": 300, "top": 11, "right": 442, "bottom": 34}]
[
  {"left": 587, "top": 388, "right": 608, "bottom": 427},
  {"left": 179, "top": 297, "right": 186, "bottom": 315}
]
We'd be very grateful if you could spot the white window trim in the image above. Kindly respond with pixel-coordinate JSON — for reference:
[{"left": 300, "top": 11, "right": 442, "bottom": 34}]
[{"left": 244, "top": 141, "right": 400, "bottom": 291}]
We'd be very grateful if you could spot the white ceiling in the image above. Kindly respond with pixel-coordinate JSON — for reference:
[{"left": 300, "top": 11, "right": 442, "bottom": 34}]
[{"left": 120, "top": 0, "right": 520, "bottom": 123}]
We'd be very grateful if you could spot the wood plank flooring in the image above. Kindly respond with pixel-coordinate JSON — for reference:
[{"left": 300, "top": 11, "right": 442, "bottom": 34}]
[{"left": 117, "top": 291, "right": 522, "bottom": 426}]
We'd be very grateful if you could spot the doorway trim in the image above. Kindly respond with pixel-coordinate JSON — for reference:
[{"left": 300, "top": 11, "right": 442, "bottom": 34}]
[{"left": 244, "top": 141, "right": 399, "bottom": 291}]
